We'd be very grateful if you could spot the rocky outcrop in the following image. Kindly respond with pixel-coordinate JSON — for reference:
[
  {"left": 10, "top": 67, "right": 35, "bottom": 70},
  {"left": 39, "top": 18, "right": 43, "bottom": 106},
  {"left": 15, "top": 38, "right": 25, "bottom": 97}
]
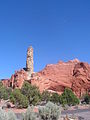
[
  {"left": 30, "top": 59, "right": 90, "bottom": 97},
  {"left": 72, "top": 62, "right": 90, "bottom": 97},
  {"left": 2, "top": 59, "right": 90, "bottom": 97},
  {"left": 2, "top": 69, "right": 28, "bottom": 89}
]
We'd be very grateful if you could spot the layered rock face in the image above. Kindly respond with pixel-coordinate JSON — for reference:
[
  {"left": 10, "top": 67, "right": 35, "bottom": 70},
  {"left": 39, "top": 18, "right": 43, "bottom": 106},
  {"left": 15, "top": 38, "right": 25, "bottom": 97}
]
[
  {"left": 30, "top": 59, "right": 90, "bottom": 97},
  {"left": 2, "top": 69, "right": 28, "bottom": 89},
  {"left": 72, "top": 62, "right": 90, "bottom": 97}
]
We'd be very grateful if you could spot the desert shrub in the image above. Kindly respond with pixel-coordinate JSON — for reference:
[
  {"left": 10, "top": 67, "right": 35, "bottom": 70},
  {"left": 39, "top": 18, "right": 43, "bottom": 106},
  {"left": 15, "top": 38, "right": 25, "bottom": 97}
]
[
  {"left": 10, "top": 89, "right": 29, "bottom": 108},
  {"left": 0, "top": 107, "right": 8, "bottom": 120},
  {"left": 7, "top": 87, "right": 12, "bottom": 96},
  {"left": 0, "top": 81, "right": 3, "bottom": 88},
  {"left": 82, "top": 93, "right": 90, "bottom": 104},
  {"left": 0, "top": 86, "right": 9, "bottom": 100},
  {"left": 0, "top": 107, "right": 17, "bottom": 120},
  {"left": 41, "top": 90, "right": 51, "bottom": 102},
  {"left": 60, "top": 88, "right": 79, "bottom": 106},
  {"left": 23, "top": 106, "right": 37, "bottom": 120},
  {"left": 39, "top": 101, "right": 61, "bottom": 120},
  {"left": 0, "top": 82, "right": 12, "bottom": 100},
  {"left": 7, "top": 110, "right": 17, "bottom": 120},
  {"left": 50, "top": 93, "right": 60, "bottom": 104},
  {"left": 21, "top": 81, "right": 41, "bottom": 105}
]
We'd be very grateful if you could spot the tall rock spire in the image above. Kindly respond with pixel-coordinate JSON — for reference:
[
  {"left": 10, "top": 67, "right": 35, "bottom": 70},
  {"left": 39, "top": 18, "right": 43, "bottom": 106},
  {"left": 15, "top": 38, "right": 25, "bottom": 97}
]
[{"left": 26, "top": 46, "right": 34, "bottom": 79}]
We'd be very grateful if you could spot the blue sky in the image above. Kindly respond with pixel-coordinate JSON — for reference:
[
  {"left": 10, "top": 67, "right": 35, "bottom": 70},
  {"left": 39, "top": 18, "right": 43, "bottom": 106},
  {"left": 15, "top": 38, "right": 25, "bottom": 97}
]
[{"left": 0, "top": 0, "right": 90, "bottom": 79}]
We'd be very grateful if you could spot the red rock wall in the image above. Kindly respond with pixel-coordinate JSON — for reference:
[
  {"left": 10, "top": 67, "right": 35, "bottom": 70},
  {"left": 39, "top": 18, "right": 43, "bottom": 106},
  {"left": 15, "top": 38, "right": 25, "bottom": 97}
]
[
  {"left": 2, "top": 59, "right": 90, "bottom": 97},
  {"left": 2, "top": 69, "right": 28, "bottom": 89},
  {"left": 30, "top": 60, "right": 90, "bottom": 97}
]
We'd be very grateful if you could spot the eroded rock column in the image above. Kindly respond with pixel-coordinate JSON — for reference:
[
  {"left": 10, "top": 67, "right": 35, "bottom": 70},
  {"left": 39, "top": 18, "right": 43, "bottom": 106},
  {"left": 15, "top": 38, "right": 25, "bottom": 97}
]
[{"left": 26, "top": 46, "right": 34, "bottom": 79}]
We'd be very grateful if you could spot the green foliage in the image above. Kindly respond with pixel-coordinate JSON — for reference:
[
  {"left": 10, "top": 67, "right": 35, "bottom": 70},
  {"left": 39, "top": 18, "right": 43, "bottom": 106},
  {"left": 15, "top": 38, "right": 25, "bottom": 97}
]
[
  {"left": 23, "top": 106, "right": 37, "bottom": 120},
  {"left": 0, "top": 107, "right": 17, "bottom": 120},
  {"left": 21, "top": 81, "right": 41, "bottom": 105},
  {"left": 7, "top": 87, "right": 12, "bottom": 96},
  {"left": 82, "top": 93, "right": 90, "bottom": 104},
  {"left": 41, "top": 91, "right": 51, "bottom": 102},
  {"left": 0, "top": 86, "right": 9, "bottom": 100},
  {"left": 0, "top": 82, "right": 12, "bottom": 100},
  {"left": 0, "top": 80, "right": 80, "bottom": 108},
  {"left": 39, "top": 101, "right": 61, "bottom": 120},
  {"left": 10, "top": 89, "right": 29, "bottom": 108},
  {"left": 50, "top": 93, "right": 60, "bottom": 104},
  {"left": 0, "top": 81, "right": 3, "bottom": 88},
  {"left": 60, "top": 88, "right": 80, "bottom": 106}
]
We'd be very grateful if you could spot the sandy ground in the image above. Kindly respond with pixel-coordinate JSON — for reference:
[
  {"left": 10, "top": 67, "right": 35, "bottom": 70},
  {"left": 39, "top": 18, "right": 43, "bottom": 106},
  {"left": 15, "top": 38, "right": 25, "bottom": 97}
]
[{"left": 62, "top": 108, "right": 90, "bottom": 120}]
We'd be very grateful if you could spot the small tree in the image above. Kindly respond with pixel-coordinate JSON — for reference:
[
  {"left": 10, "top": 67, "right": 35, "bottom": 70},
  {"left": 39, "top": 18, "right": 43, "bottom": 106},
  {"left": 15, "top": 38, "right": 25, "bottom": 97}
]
[
  {"left": 21, "top": 81, "right": 41, "bottom": 105},
  {"left": 10, "top": 89, "right": 29, "bottom": 108},
  {"left": 0, "top": 82, "right": 12, "bottom": 100},
  {"left": 60, "top": 88, "right": 79, "bottom": 106},
  {"left": 82, "top": 93, "right": 90, "bottom": 104},
  {"left": 0, "top": 82, "right": 3, "bottom": 88},
  {"left": 50, "top": 93, "right": 60, "bottom": 104},
  {"left": 0, "top": 86, "right": 9, "bottom": 100},
  {"left": 41, "top": 91, "right": 51, "bottom": 102}
]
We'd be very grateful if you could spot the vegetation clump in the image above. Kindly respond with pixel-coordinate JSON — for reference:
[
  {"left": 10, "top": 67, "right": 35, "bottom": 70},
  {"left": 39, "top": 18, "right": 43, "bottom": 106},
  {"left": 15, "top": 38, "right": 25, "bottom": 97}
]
[
  {"left": 41, "top": 90, "right": 51, "bottom": 102},
  {"left": 0, "top": 107, "right": 17, "bottom": 120},
  {"left": 50, "top": 93, "right": 60, "bottom": 104},
  {"left": 23, "top": 106, "right": 37, "bottom": 120},
  {"left": 39, "top": 101, "right": 61, "bottom": 120},
  {"left": 81, "top": 93, "right": 90, "bottom": 104},
  {"left": 59, "top": 88, "right": 80, "bottom": 106},
  {"left": 21, "top": 81, "right": 41, "bottom": 105},
  {"left": 10, "top": 89, "right": 29, "bottom": 108},
  {"left": 0, "top": 81, "right": 82, "bottom": 109},
  {"left": 0, "top": 82, "right": 12, "bottom": 100}
]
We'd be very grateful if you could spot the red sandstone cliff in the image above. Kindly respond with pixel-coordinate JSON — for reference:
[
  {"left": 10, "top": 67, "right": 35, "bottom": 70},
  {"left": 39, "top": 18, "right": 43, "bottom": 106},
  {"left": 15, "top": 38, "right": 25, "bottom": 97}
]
[
  {"left": 2, "top": 59, "right": 90, "bottom": 97},
  {"left": 2, "top": 69, "right": 28, "bottom": 89},
  {"left": 30, "top": 59, "right": 90, "bottom": 97}
]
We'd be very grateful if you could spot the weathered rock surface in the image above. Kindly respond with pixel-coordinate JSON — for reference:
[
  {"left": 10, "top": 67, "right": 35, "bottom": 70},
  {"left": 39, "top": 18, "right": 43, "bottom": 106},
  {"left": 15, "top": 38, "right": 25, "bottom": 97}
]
[
  {"left": 2, "top": 59, "right": 90, "bottom": 97},
  {"left": 30, "top": 59, "right": 90, "bottom": 97},
  {"left": 26, "top": 46, "right": 34, "bottom": 79},
  {"left": 2, "top": 69, "right": 28, "bottom": 89}
]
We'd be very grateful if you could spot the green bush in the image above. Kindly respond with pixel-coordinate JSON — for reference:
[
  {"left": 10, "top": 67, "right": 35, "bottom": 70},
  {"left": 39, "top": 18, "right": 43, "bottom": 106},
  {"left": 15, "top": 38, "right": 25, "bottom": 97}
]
[
  {"left": 0, "top": 82, "right": 12, "bottom": 100},
  {"left": 41, "top": 91, "right": 51, "bottom": 102},
  {"left": 7, "top": 87, "right": 12, "bottom": 96},
  {"left": 50, "top": 93, "right": 60, "bottom": 104},
  {"left": 39, "top": 102, "right": 61, "bottom": 120},
  {"left": 21, "top": 81, "right": 41, "bottom": 105},
  {"left": 82, "top": 93, "right": 90, "bottom": 104},
  {"left": 23, "top": 106, "right": 37, "bottom": 120},
  {"left": 0, "top": 86, "right": 9, "bottom": 100},
  {"left": 60, "top": 88, "right": 79, "bottom": 106},
  {"left": 10, "top": 89, "right": 29, "bottom": 108},
  {"left": 0, "top": 107, "right": 17, "bottom": 120},
  {"left": 0, "top": 82, "right": 3, "bottom": 88}
]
